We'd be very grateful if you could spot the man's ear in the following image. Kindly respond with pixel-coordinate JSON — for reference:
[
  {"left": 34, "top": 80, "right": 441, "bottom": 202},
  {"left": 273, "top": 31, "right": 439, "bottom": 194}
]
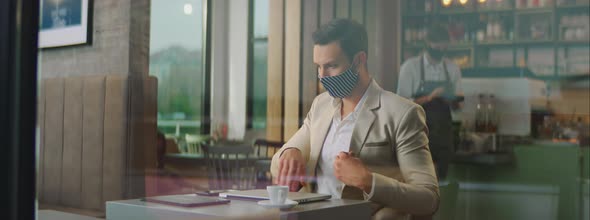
[
  {"left": 355, "top": 51, "right": 368, "bottom": 72},
  {"left": 357, "top": 51, "right": 367, "bottom": 65}
]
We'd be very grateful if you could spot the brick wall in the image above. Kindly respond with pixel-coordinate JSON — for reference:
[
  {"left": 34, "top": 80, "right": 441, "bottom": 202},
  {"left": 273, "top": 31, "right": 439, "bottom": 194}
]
[{"left": 39, "top": 0, "right": 150, "bottom": 78}]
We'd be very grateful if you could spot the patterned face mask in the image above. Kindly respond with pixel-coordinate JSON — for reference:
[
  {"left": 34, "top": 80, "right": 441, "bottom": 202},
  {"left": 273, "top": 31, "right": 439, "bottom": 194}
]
[{"left": 319, "top": 61, "right": 359, "bottom": 98}]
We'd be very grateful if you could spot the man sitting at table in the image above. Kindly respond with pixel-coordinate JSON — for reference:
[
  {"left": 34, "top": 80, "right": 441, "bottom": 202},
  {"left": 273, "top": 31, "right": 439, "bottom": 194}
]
[{"left": 270, "top": 19, "right": 439, "bottom": 220}]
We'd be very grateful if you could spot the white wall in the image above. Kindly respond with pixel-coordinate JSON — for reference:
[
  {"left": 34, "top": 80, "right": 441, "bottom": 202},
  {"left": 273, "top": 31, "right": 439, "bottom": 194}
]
[{"left": 210, "top": 0, "right": 249, "bottom": 140}]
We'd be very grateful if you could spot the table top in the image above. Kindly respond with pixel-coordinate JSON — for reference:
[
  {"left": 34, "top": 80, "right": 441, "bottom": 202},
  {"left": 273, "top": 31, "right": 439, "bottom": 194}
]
[{"left": 106, "top": 194, "right": 372, "bottom": 220}]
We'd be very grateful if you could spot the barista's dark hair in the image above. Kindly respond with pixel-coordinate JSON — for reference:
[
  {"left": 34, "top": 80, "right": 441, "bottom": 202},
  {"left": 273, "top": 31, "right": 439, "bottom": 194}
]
[
  {"left": 425, "top": 23, "right": 450, "bottom": 43},
  {"left": 312, "top": 18, "right": 368, "bottom": 62}
]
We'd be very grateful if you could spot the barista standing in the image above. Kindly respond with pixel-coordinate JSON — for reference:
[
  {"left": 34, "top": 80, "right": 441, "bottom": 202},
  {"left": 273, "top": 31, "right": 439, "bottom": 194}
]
[{"left": 397, "top": 24, "right": 464, "bottom": 180}]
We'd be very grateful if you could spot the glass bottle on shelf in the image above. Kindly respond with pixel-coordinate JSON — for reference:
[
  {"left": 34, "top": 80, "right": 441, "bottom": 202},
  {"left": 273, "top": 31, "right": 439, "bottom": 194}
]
[
  {"left": 425, "top": 0, "right": 433, "bottom": 12},
  {"left": 486, "top": 16, "right": 495, "bottom": 41},
  {"left": 502, "top": 17, "right": 514, "bottom": 40},
  {"left": 475, "top": 94, "right": 487, "bottom": 132},
  {"left": 493, "top": 16, "right": 504, "bottom": 40},
  {"left": 517, "top": 0, "right": 528, "bottom": 8},
  {"left": 478, "top": 14, "right": 488, "bottom": 42},
  {"left": 486, "top": 94, "right": 498, "bottom": 132}
]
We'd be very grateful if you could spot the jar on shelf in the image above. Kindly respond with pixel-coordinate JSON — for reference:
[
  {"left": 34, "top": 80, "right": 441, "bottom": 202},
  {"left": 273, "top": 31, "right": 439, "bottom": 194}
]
[
  {"left": 487, "top": 21, "right": 494, "bottom": 40},
  {"left": 493, "top": 21, "right": 503, "bottom": 39},
  {"left": 425, "top": 0, "right": 433, "bottom": 12},
  {"left": 475, "top": 94, "right": 487, "bottom": 132},
  {"left": 477, "top": 30, "right": 486, "bottom": 41},
  {"left": 486, "top": 95, "right": 498, "bottom": 132}
]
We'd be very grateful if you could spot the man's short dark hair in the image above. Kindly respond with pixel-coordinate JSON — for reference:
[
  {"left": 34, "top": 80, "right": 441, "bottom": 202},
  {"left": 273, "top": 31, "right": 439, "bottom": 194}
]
[
  {"left": 425, "top": 24, "right": 450, "bottom": 43},
  {"left": 312, "top": 19, "right": 368, "bottom": 62}
]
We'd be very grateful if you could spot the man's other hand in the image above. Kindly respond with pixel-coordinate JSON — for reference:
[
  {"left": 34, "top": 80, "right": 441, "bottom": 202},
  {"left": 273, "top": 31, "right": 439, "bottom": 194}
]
[
  {"left": 277, "top": 148, "right": 306, "bottom": 191},
  {"left": 334, "top": 151, "right": 373, "bottom": 193}
]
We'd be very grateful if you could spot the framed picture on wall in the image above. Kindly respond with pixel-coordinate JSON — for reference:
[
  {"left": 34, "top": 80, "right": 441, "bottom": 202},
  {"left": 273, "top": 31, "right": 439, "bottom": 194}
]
[{"left": 39, "top": 0, "right": 93, "bottom": 48}]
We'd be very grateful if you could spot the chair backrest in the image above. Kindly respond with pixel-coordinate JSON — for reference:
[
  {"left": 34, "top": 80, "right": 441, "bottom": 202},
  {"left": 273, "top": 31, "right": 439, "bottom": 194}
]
[
  {"left": 253, "top": 139, "right": 284, "bottom": 159},
  {"left": 202, "top": 143, "right": 256, "bottom": 190},
  {"left": 252, "top": 139, "right": 284, "bottom": 189},
  {"left": 184, "top": 134, "right": 209, "bottom": 154}
]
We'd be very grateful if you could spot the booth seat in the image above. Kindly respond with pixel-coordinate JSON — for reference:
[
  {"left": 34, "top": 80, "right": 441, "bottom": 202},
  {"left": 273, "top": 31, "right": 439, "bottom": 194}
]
[{"left": 37, "top": 75, "right": 158, "bottom": 217}]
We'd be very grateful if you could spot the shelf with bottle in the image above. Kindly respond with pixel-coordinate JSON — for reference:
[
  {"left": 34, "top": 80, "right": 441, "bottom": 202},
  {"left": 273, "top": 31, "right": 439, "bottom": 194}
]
[
  {"left": 476, "top": 46, "right": 515, "bottom": 67},
  {"left": 557, "top": 45, "right": 590, "bottom": 76},
  {"left": 515, "top": 12, "right": 554, "bottom": 42},
  {"left": 439, "top": 9, "right": 479, "bottom": 15},
  {"left": 448, "top": 49, "right": 475, "bottom": 68},
  {"left": 402, "top": 12, "right": 434, "bottom": 17},
  {"left": 513, "top": 7, "right": 554, "bottom": 14},
  {"left": 403, "top": 0, "right": 436, "bottom": 15},
  {"left": 513, "top": 39, "right": 556, "bottom": 44},
  {"left": 477, "top": 40, "right": 516, "bottom": 45},
  {"left": 556, "top": 0, "right": 590, "bottom": 9},
  {"left": 451, "top": 42, "right": 478, "bottom": 48},
  {"left": 515, "top": 0, "right": 555, "bottom": 9},
  {"left": 477, "top": 7, "right": 516, "bottom": 13},
  {"left": 555, "top": 3, "right": 590, "bottom": 9},
  {"left": 474, "top": 13, "right": 516, "bottom": 43},
  {"left": 401, "top": 0, "right": 588, "bottom": 75},
  {"left": 476, "top": 0, "right": 515, "bottom": 11},
  {"left": 439, "top": 0, "right": 477, "bottom": 13},
  {"left": 403, "top": 42, "right": 426, "bottom": 48},
  {"left": 557, "top": 12, "right": 590, "bottom": 42},
  {"left": 557, "top": 39, "right": 590, "bottom": 44},
  {"left": 403, "top": 27, "right": 428, "bottom": 44}
]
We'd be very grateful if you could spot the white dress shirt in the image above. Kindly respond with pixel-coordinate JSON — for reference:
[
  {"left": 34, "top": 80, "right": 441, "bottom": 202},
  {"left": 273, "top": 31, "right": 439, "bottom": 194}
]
[
  {"left": 396, "top": 54, "right": 463, "bottom": 99},
  {"left": 316, "top": 90, "right": 369, "bottom": 199}
]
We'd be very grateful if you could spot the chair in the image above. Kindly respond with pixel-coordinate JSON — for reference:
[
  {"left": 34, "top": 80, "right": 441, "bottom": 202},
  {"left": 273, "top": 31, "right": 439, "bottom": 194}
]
[
  {"left": 202, "top": 143, "right": 257, "bottom": 190},
  {"left": 184, "top": 134, "right": 209, "bottom": 155},
  {"left": 252, "top": 139, "right": 284, "bottom": 188}
]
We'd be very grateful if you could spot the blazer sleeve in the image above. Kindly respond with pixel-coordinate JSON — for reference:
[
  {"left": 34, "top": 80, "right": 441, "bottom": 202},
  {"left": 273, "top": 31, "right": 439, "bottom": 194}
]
[
  {"left": 368, "top": 105, "right": 440, "bottom": 215},
  {"left": 270, "top": 98, "right": 315, "bottom": 180}
]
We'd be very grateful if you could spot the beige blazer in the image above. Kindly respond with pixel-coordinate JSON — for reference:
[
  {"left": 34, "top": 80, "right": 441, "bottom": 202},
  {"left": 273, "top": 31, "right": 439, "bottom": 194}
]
[{"left": 271, "top": 80, "right": 439, "bottom": 219}]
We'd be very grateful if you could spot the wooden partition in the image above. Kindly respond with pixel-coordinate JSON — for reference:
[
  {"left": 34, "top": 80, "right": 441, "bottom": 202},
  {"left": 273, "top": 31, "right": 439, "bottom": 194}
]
[
  {"left": 266, "top": 0, "right": 286, "bottom": 142},
  {"left": 283, "top": 0, "right": 303, "bottom": 139}
]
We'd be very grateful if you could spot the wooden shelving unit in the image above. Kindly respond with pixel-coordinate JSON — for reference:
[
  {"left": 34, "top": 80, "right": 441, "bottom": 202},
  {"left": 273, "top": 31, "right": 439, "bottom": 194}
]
[{"left": 401, "top": 0, "right": 590, "bottom": 79}]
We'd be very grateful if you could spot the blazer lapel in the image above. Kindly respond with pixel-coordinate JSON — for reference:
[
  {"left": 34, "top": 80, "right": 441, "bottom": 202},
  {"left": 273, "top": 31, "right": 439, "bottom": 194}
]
[{"left": 349, "top": 80, "right": 382, "bottom": 155}]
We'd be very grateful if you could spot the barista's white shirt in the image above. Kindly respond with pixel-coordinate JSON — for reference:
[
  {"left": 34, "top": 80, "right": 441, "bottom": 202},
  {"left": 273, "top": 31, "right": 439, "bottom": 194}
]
[
  {"left": 316, "top": 90, "right": 369, "bottom": 199},
  {"left": 397, "top": 54, "right": 463, "bottom": 99}
]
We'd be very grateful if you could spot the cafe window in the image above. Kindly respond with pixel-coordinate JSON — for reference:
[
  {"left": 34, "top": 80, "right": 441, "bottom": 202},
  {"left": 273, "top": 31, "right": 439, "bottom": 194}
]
[
  {"left": 247, "top": 0, "right": 269, "bottom": 130},
  {"left": 150, "top": 0, "right": 208, "bottom": 136}
]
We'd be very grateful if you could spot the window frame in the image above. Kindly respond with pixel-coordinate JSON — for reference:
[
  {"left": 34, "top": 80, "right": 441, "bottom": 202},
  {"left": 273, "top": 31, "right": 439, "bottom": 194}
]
[{"left": 246, "top": 0, "right": 269, "bottom": 129}]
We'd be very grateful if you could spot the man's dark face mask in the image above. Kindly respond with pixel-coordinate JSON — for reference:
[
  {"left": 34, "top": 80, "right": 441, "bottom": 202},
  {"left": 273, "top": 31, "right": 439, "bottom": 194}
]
[{"left": 427, "top": 46, "right": 445, "bottom": 61}]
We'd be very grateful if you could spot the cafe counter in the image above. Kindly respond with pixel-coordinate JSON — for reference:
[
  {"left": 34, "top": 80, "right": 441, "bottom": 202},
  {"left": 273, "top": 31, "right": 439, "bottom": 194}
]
[{"left": 443, "top": 143, "right": 589, "bottom": 220}]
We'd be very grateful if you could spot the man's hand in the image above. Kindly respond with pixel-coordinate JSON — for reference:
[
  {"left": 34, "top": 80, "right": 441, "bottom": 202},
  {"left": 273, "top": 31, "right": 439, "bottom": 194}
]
[
  {"left": 276, "top": 148, "right": 306, "bottom": 191},
  {"left": 414, "top": 87, "right": 445, "bottom": 105},
  {"left": 334, "top": 151, "right": 373, "bottom": 193},
  {"left": 429, "top": 87, "right": 445, "bottom": 99}
]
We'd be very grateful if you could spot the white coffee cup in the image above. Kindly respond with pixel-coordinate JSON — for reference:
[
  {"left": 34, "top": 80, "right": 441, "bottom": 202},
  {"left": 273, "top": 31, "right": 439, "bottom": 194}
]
[{"left": 267, "top": 185, "right": 289, "bottom": 205}]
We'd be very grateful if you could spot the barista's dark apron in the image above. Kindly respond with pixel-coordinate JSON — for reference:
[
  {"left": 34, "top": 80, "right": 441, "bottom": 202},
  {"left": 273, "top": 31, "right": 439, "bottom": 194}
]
[{"left": 414, "top": 55, "right": 454, "bottom": 180}]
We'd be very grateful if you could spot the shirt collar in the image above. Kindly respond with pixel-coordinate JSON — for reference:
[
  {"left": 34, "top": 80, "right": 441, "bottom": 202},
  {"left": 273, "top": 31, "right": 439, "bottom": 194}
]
[
  {"left": 332, "top": 86, "right": 369, "bottom": 122},
  {"left": 423, "top": 53, "right": 443, "bottom": 68}
]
